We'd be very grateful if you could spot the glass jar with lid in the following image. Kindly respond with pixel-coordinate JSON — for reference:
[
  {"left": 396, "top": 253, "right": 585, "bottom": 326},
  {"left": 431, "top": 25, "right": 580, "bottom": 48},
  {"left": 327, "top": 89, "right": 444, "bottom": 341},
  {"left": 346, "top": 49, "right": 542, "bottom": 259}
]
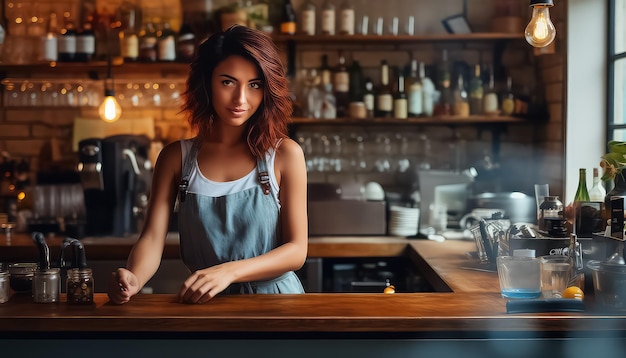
[
  {"left": 0, "top": 268, "right": 9, "bottom": 303},
  {"left": 33, "top": 268, "right": 60, "bottom": 303},
  {"left": 66, "top": 268, "right": 94, "bottom": 305}
]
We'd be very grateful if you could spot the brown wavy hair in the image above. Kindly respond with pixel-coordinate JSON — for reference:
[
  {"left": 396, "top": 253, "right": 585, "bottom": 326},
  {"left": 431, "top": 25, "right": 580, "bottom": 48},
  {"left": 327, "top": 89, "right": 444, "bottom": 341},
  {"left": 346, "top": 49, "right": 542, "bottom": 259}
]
[{"left": 181, "top": 25, "right": 292, "bottom": 158}]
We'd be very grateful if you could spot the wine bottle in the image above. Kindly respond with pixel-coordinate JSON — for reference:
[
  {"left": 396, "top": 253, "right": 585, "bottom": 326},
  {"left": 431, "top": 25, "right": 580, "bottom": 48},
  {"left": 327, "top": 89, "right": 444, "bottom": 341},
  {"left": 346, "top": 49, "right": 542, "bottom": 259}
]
[
  {"left": 574, "top": 168, "right": 590, "bottom": 202},
  {"left": 588, "top": 167, "right": 607, "bottom": 202},
  {"left": 333, "top": 54, "right": 349, "bottom": 117},
  {"left": 157, "top": 20, "right": 176, "bottom": 62},
  {"left": 469, "top": 64, "right": 484, "bottom": 115},
  {"left": 339, "top": 0, "right": 355, "bottom": 35},
  {"left": 420, "top": 62, "right": 435, "bottom": 117},
  {"left": 58, "top": 19, "right": 77, "bottom": 62},
  {"left": 300, "top": 0, "right": 316, "bottom": 35},
  {"left": 452, "top": 73, "right": 469, "bottom": 116},
  {"left": 434, "top": 49, "right": 452, "bottom": 115},
  {"left": 321, "top": 0, "right": 335, "bottom": 35},
  {"left": 406, "top": 59, "right": 423, "bottom": 117},
  {"left": 138, "top": 22, "right": 158, "bottom": 63},
  {"left": 176, "top": 19, "right": 196, "bottom": 63},
  {"left": 375, "top": 60, "right": 393, "bottom": 118},
  {"left": 280, "top": 0, "right": 296, "bottom": 35},
  {"left": 393, "top": 69, "right": 408, "bottom": 119},
  {"left": 41, "top": 13, "right": 59, "bottom": 62},
  {"left": 319, "top": 54, "right": 332, "bottom": 86},
  {"left": 348, "top": 60, "right": 364, "bottom": 103},
  {"left": 76, "top": 16, "right": 95, "bottom": 62},
  {"left": 483, "top": 66, "right": 499, "bottom": 115},
  {"left": 119, "top": 8, "right": 139, "bottom": 63}
]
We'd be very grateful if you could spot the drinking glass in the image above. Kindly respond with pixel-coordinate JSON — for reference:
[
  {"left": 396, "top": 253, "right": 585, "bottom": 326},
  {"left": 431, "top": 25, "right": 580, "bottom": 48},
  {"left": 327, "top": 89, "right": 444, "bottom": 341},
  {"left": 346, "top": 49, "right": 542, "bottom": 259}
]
[{"left": 539, "top": 255, "right": 573, "bottom": 298}]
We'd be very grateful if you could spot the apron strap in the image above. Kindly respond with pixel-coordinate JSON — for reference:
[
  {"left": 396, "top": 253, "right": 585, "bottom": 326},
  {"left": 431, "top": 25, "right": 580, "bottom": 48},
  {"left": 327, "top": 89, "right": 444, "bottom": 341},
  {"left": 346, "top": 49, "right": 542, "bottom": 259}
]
[
  {"left": 175, "top": 137, "right": 202, "bottom": 211},
  {"left": 257, "top": 156, "right": 271, "bottom": 196}
]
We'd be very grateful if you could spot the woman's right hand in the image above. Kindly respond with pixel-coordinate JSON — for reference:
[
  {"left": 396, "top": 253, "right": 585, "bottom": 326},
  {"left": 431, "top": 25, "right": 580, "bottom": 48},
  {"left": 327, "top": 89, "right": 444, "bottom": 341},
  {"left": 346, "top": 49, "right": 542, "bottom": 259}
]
[{"left": 107, "top": 268, "right": 140, "bottom": 304}]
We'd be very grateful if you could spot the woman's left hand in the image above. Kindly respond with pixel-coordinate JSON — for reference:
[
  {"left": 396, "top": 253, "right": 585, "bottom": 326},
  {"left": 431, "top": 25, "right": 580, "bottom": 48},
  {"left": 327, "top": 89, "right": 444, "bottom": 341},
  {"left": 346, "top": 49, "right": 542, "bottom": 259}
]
[{"left": 178, "top": 263, "right": 234, "bottom": 303}]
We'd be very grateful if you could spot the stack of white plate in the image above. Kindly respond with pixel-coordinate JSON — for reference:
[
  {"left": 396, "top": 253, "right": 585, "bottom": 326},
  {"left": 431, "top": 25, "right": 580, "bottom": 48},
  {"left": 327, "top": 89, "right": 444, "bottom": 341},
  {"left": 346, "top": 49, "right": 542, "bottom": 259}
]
[{"left": 388, "top": 206, "right": 420, "bottom": 237}]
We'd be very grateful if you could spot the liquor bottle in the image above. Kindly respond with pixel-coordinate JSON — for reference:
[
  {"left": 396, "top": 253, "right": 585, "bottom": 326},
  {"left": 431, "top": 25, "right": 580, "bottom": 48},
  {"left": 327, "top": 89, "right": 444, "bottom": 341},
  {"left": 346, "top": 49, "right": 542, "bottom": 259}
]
[
  {"left": 452, "top": 73, "right": 469, "bottom": 116},
  {"left": 41, "top": 13, "right": 59, "bottom": 62},
  {"left": 76, "top": 16, "right": 95, "bottom": 62},
  {"left": 363, "top": 78, "right": 375, "bottom": 118},
  {"left": 348, "top": 60, "right": 364, "bottom": 103},
  {"left": 483, "top": 67, "right": 499, "bottom": 115},
  {"left": 321, "top": 0, "right": 335, "bottom": 35},
  {"left": 321, "top": 83, "right": 337, "bottom": 119},
  {"left": 280, "top": 0, "right": 296, "bottom": 35},
  {"left": 420, "top": 62, "right": 435, "bottom": 117},
  {"left": 406, "top": 59, "right": 423, "bottom": 117},
  {"left": 138, "top": 22, "right": 158, "bottom": 63},
  {"left": 176, "top": 20, "right": 196, "bottom": 63},
  {"left": 393, "top": 69, "right": 408, "bottom": 119},
  {"left": 157, "top": 21, "right": 176, "bottom": 62},
  {"left": 375, "top": 60, "right": 393, "bottom": 118},
  {"left": 119, "top": 8, "right": 139, "bottom": 63},
  {"left": 319, "top": 54, "right": 332, "bottom": 86},
  {"left": 58, "top": 19, "right": 77, "bottom": 62},
  {"left": 300, "top": 0, "right": 316, "bottom": 35},
  {"left": 574, "top": 168, "right": 590, "bottom": 202},
  {"left": 333, "top": 54, "right": 349, "bottom": 117},
  {"left": 588, "top": 167, "right": 607, "bottom": 202},
  {"left": 501, "top": 76, "right": 515, "bottom": 115},
  {"left": 468, "top": 64, "right": 484, "bottom": 115},
  {"left": 339, "top": 0, "right": 355, "bottom": 35}
]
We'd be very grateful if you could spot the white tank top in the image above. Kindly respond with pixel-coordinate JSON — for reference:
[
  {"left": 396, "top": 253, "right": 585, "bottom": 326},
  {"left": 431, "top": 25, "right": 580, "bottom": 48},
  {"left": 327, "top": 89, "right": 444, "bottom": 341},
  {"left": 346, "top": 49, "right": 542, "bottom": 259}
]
[{"left": 179, "top": 139, "right": 281, "bottom": 202}]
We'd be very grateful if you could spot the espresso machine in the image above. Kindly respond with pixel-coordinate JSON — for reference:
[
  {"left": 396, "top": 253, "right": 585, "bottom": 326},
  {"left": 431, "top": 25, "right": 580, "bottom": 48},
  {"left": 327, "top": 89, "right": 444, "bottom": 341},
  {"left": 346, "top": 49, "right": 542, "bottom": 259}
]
[{"left": 77, "top": 135, "right": 152, "bottom": 237}]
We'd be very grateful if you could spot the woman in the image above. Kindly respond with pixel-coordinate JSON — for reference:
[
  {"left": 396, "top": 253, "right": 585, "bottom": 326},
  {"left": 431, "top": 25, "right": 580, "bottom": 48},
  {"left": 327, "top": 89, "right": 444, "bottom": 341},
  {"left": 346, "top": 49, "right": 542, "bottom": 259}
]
[{"left": 108, "top": 25, "right": 308, "bottom": 304}]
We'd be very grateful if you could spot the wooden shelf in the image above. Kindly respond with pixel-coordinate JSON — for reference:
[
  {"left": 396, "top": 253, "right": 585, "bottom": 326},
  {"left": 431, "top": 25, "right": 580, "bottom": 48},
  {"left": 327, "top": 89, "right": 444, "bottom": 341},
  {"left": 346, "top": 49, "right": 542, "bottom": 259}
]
[
  {"left": 291, "top": 115, "right": 527, "bottom": 125},
  {"left": 272, "top": 33, "right": 524, "bottom": 45},
  {"left": 0, "top": 62, "right": 190, "bottom": 78}
]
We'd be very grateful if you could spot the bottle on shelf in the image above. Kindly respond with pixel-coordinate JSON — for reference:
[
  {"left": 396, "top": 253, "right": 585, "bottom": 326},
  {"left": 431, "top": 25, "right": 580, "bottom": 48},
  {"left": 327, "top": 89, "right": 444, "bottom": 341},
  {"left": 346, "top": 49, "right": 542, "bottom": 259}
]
[
  {"left": 468, "top": 64, "right": 484, "bottom": 115},
  {"left": 119, "top": 8, "right": 139, "bottom": 63},
  {"left": 75, "top": 15, "right": 95, "bottom": 62},
  {"left": 319, "top": 54, "right": 332, "bottom": 86},
  {"left": 41, "top": 13, "right": 59, "bottom": 62},
  {"left": 574, "top": 168, "right": 590, "bottom": 203},
  {"left": 363, "top": 77, "right": 375, "bottom": 118},
  {"left": 280, "top": 0, "right": 296, "bottom": 35},
  {"left": 339, "top": 0, "right": 355, "bottom": 35},
  {"left": 434, "top": 49, "right": 452, "bottom": 115},
  {"left": 420, "top": 62, "right": 435, "bottom": 117},
  {"left": 58, "top": 19, "right": 77, "bottom": 62},
  {"left": 156, "top": 20, "right": 176, "bottom": 62},
  {"left": 321, "top": 0, "right": 336, "bottom": 35},
  {"left": 588, "top": 167, "right": 607, "bottom": 202},
  {"left": 176, "top": 19, "right": 196, "bottom": 63},
  {"left": 393, "top": 68, "right": 408, "bottom": 119},
  {"left": 321, "top": 83, "right": 337, "bottom": 119},
  {"left": 375, "top": 60, "right": 393, "bottom": 118},
  {"left": 406, "top": 59, "right": 423, "bottom": 117},
  {"left": 138, "top": 21, "right": 158, "bottom": 63},
  {"left": 483, "top": 66, "right": 499, "bottom": 115},
  {"left": 501, "top": 76, "right": 515, "bottom": 116},
  {"left": 452, "top": 73, "right": 469, "bottom": 116},
  {"left": 333, "top": 54, "right": 350, "bottom": 118},
  {"left": 348, "top": 59, "right": 364, "bottom": 103},
  {"left": 300, "top": 0, "right": 316, "bottom": 35}
]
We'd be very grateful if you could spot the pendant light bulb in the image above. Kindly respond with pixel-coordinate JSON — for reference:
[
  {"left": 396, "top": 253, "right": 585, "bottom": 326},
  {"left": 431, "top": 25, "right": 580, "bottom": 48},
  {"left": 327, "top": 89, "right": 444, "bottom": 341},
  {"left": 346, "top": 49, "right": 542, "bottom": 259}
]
[
  {"left": 525, "top": 4, "right": 556, "bottom": 48},
  {"left": 99, "top": 89, "right": 122, "bottom": 123}
]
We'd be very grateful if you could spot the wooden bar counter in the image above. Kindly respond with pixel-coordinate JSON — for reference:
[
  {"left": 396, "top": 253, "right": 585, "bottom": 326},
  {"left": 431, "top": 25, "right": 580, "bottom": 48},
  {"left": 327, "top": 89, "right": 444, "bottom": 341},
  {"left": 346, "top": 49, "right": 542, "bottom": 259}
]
[{"left": 1, "top": 233, "right": 626, "bottom": 357}]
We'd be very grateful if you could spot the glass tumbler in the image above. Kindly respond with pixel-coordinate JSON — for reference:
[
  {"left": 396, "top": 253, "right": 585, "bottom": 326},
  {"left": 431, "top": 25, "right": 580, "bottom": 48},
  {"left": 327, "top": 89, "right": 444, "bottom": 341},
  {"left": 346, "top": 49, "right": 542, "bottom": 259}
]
[{"left": 33, "top": 268, "right": 60, "bottom": 303}]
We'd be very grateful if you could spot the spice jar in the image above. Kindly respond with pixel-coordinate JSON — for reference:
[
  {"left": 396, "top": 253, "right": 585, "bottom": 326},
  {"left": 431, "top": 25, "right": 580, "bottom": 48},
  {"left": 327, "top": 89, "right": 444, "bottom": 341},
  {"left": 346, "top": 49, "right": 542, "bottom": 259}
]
[
  {"left": 0, "top": 269, "right": 9, "bottom": 303},
  {"left": 33, "top": 268, "right": 60, "bottom": 303},
  {"left": 66, "top": 268, "right": 94, "bottom": 305}
]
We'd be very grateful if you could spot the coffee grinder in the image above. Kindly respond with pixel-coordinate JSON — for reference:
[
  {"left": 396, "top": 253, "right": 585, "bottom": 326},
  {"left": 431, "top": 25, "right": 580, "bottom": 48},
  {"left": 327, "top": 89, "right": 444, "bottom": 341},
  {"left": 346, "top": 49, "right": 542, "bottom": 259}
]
[{"left": 77, "top": 135, "right": 152, "bottom": 237}]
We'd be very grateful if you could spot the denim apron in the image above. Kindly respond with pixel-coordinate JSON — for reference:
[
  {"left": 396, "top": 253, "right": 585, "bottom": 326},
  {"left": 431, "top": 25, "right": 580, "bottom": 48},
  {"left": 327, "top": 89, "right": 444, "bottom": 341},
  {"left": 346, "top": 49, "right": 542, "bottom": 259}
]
[{"left": 177, "top": 138, "right": 304, "bottom": 294}]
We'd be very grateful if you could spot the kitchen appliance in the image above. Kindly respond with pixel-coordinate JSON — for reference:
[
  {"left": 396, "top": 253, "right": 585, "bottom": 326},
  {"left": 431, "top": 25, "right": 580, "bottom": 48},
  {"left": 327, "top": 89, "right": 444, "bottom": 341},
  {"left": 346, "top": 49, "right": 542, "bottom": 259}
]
[
  {"left": 417, "top": 170, "right": 474, "bottom": 230},
  {"left": 77, "top": 135, "right": 152, "bottom": 237}
]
